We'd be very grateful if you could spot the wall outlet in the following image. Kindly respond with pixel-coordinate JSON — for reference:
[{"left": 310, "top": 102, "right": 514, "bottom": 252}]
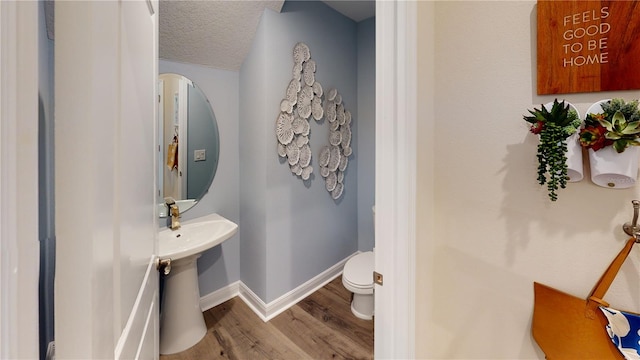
[{"left": 194, "top": 149, "right": 206, "bottom": 161}]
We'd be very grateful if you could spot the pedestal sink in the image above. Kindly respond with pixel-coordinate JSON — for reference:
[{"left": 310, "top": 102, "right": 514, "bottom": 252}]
[{"left": 158, "top": 213, "right": 238, "bottom": 355}]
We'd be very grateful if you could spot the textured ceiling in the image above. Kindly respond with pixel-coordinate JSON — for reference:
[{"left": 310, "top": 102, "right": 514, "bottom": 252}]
[
  {"left": 47, "top": 1, "right": 375, "bottom": 70},
  {"left": 159, "top": 1, "right": 285, "bottom": 71},
  {"left": 159, "top": 1, "right": 375, "bottom": 71}
]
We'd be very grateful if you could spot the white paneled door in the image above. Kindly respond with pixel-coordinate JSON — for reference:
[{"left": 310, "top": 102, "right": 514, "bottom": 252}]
[
  {"left": 375, "top": 1, "right": 417, "bottom": 358},
  {"left": 0, "top": 1, "right": 39, "bottom": 358},
  {"left": 55, "top": 1, "right": 159, "bottom": 359}
]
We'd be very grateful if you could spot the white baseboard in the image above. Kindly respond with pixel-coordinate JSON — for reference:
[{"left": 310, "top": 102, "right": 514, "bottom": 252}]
[
  {"left": 199, "top": 252, "right": 357, "bottom": 322},
  {"left": 200, "top": 281, "right": 241, "bottom": 312},
  {"left": 237, "top": 283, "right": 270, "bottom": 321}
]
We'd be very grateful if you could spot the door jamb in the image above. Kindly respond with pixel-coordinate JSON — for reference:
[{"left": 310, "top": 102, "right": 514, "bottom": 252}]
[{"left": 374, "top": 0, "right": 417, "bottom": 358}]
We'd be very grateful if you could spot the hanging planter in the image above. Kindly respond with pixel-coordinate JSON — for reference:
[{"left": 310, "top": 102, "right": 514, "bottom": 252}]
[
  {"left": 564, "top": 132, "right": 584, "bottom": 182},
  {"left": 523, "top": 99, "right": 582, "bottom": 201},
  {"left": 580, "top": 99, "right": 640, "bottom": 189},
  {"left": 587, "top": 146, "right": 640, "bottom": 188},
  {"left": 543, "top": 102, "right": 583, "bottom": 183}
]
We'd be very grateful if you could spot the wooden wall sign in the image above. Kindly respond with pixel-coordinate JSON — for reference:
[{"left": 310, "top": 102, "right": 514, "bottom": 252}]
[{"left": 537, "top": 1, "right": 640, "bottom": 94}]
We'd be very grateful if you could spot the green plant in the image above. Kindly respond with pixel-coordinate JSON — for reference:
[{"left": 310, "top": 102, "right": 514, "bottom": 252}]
[
  {"left": 523, "top": 99, "right": 581, "bottom": 201},
  {"left": 579, "top": 98, "right": 640, "bottom": 153}
]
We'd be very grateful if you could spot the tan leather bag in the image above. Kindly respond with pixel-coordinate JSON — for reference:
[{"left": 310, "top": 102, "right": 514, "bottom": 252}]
[{"left": 532, "top": 237, "right": 637, "bottom": 359}]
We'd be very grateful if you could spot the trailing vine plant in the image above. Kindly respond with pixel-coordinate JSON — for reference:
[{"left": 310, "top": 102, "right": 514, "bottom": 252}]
[{"left": 523, "top": 99, "right": 581, "bottom": 201}]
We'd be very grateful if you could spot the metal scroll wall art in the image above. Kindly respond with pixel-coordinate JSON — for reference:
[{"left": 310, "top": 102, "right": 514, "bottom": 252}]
[{"left": 275, "top": 42, "right": 353, "bottom": 200}]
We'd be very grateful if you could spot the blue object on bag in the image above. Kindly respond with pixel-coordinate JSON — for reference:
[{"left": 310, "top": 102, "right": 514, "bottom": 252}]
[{"left": 600, "top": 306, "right": 640, "bottom": 360}]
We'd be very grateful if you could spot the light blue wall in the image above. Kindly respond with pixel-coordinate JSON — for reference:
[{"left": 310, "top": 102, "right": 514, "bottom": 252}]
[
  {"left": 238, "top": 16, "right": 269, "bottom": 298},
  {"left": 159, "top": 60, "right": 240, "bottom": 295},
  {"left": 240, "top": 1, "right": 360, "bottom": 303},
  {"left": 357, "top": 17, "right": 375, "bottom": 251},
  {"left": 160, "top": 2, "right": 375, "bottom": 303}
]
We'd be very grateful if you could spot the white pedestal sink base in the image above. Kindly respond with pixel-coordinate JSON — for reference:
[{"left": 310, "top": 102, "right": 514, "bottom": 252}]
[
  {"left": 159, "top": 255, "right": 207, "bottom": 355},
  {"left": 158, "top": 213, "right": 238, "bottom": 355}
]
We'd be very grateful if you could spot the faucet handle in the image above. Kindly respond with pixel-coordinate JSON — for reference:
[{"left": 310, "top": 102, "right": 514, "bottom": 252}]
[{"left": 164, "top": 196, "right": 176, "bottom": 206}]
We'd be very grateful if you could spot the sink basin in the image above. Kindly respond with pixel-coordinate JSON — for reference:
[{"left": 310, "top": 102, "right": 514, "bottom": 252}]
[{"left": 159, "top": 213, "right": 237, "bottom": 260}]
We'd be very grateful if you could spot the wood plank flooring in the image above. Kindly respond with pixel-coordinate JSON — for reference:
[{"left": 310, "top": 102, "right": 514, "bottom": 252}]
[{"left": 160, "top": 276, "right": 374, "bottom": 360}]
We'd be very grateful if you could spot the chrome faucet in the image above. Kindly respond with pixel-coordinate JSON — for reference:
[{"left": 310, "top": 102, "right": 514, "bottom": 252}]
[{"left": 164, "top": 197, "right": 181, "bottom": 230}]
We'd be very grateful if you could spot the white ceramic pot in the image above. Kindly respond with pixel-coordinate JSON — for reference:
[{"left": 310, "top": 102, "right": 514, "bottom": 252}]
[
  {"left": 565, "top": 132, "right": 584, "bottom": 182},
  {"left": 542, "top": 101, "right": 583, "bottom": 182},
  {"left": 588, "top": 146, "right": 640, "bottom": 188}
]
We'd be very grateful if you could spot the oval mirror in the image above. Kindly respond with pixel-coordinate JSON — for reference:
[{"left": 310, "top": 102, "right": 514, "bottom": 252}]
[{"left": 158, "top": 73, "right": 219, "bottom": 217}]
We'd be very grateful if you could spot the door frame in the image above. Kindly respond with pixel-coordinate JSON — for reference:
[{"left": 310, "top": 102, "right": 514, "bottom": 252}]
[
  {"left": 0, "top": 1, "right": 40, "bottom": 358},
  {"left": 0, "top": 0, "right": 419, "bottom": 358},
  {"left": 178, "top": 77, "right": 189, "bottom": 198},
  {"left": 374, "top": 0, "right": 417, "bottom": 358},
  {"left": 158, "top": 79, "right": 165, "bottom": 206}
]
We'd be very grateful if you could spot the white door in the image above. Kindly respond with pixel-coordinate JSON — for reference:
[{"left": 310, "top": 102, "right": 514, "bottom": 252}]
[
  {"left": 375, "top": 1, "right": 417, "bottom": 358},
  {"left": 54, "top": 1, "right": 159, "bottom": 359},
  {"left": 0, "top": 2, "right": 40, "bottom": 358}
]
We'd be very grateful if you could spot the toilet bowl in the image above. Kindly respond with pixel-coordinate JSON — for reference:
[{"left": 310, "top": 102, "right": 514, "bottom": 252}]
[{"left": 342, "top": 251, "right": 374, "bottom": 320}]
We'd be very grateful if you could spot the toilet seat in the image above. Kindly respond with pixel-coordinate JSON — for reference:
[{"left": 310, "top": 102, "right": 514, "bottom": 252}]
[{"left": 343, "top": 251, "right": 374, "bottom": 294}]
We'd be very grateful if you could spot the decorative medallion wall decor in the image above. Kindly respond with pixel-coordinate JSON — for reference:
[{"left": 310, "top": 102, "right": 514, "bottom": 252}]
[
  {"left": 319, "top": 88, "right": 352, "bottom": 200},
  {"left": 275, "top": 42, "right": 353, "bottom": 200},
  {"left": 276, "top": 42, "right": 323, "bottom": 181}
]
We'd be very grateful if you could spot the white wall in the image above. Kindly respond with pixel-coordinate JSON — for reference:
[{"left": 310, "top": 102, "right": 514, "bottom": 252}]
[
  {"left": 416, "top": 2, "right": 436, "bottom": 357},
  {"left": 159, "top": 60, "right": 241, "bottom": 296},
  {"left": 416, "top": 2, "right": 640, "bottom": 358},
  {"left": 357, "top": 17, "right": 376, "bottom": 251}
]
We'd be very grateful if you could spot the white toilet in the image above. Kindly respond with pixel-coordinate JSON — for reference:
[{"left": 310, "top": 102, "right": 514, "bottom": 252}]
[
  {"left": 343, "top": 206, "right": 375, "bottom": 320},
  {"left": 342, "top": 251, "right": 375, "bottom": 320}
]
